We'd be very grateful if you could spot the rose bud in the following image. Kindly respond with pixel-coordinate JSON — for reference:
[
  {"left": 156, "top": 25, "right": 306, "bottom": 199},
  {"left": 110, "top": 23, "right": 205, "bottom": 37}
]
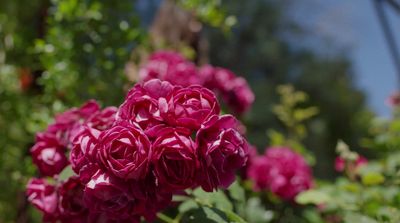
[
  {"left": 196, "top": 115, "right": 249, "bottom": 192},
  {"left": 162, "top": 86, "right": 220, "bottom": 130},
  {"left": 97, "top": 122, "right": 151, "bottom": 180},
  {"left": 26, "top": 178, "right": 59, "bottom": 221},
  {"left": 70, "top": 126, "right": 101, "bottom": 174},
  {"left": 31, "top": 133, "right": 69, "bottom": 177},
  {"left": 151, "top": 128, "right": 199, "bottom": 190}
]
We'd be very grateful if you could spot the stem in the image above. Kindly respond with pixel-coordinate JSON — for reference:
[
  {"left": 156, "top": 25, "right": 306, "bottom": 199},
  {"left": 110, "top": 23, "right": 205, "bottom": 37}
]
[{"left": 157, "top": 213, "right": 175, "bottom": 223}]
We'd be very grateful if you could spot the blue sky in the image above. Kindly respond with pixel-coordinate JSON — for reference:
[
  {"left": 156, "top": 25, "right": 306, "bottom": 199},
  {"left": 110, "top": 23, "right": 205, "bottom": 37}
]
[
  {"left": 351, "top": 1, "right": 398, "bottom": 116},
  {"left": 290, "top": 0, "right": 399, "bottom": 116}
]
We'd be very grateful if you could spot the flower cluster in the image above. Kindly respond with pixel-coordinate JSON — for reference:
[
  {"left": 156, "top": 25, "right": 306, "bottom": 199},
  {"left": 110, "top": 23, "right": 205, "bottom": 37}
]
[
  {"left": 27, "top": 79, "right": 249, "bottom": 222},
  {"left": 247, "top": 147, "right": 313, "bottom": 200},
  {"left": 335, "top": 155, "right": 368, "bottom": 172},
  {"left": 138, "top": 51, "right": 255, "bottom": 114}
]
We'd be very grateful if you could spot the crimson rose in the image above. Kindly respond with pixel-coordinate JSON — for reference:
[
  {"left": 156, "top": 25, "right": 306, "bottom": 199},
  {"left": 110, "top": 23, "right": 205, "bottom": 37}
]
[
  {"left": 161, "top": 86, "right": 220, "bottom": 130},
  {"left": 196, "top": 115, "right": 249, "bottom": 191},
  {"left": 151, "top": 128, "right": 199, "bottom": 190},
  {"left": 97, "top": 122, "right": 151, "bottom": 180},
  {"left": 31, "top": 133, "right": 69, "bottom": 177}
]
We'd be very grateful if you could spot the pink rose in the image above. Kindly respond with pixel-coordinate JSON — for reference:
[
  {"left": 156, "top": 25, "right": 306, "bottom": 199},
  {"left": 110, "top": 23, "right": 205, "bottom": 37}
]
[
  {"left": 196, "top": 115, "right": 249, "bottom": 191},
  {"left": 199, "top": 65, "right": 218, "bottom": 89},
  {"left": 162, "top": 86, "right": 220, "bottom": 130},
  {"left": 148, "top": 51, "right": 186, "bottom": 63},
  {"left": 247, "top": 147, "right": 313, "bottom": 200},
  {"left": 26, "top": 178, "right": 59, "bottom": 221},
  {"left": 221, "top": 77, "right": 255, "bottom": 114},
  {"left": 334, "top": 157, "right": 346, "bottom": 172},
  {"left": 97, "top": 122, "right": 151, "bottom": 180},
  {"left": 241, "top": 144, "right": 258, "bottom": 179},
  {"left": 117, "top": 80, "right": 174, "bottom": 130},
  {"left": 200, "top": 66, "right": 255, "bottom": 114},
  {"left": 386, "top": 92, "right": 400, "bottom": 107},
  {"left": 151, "top": 128, "right": 199, "bottom": 190},
  {"left": 83, "top": 170, "right": 141, "bottom": 222},
  {"left": 85, "top": 106, "right": 117, "bottom": 131},
  {"left": 70, "top": 126, "right": 101, "bottom": 174},
  {"left": 58, "top": 177, "right": 88, "bottom": 222},
  {"left": 47, "top": 100, "right": 100, "bottom": 145},
  {"left": 356, "top": 155, "right": 368, "bottom": 167},
  {"left": 335, "top": 155, "right": 368, "bottom": 172},
  {"left": 31, "top": 133, "right": 69, "bottom": 177},
  {"left": 139, "top": 51, "right": 203, "bottom": 87},
  {"left": 130, "top": 172, "right": 173, "bottom": 221}
]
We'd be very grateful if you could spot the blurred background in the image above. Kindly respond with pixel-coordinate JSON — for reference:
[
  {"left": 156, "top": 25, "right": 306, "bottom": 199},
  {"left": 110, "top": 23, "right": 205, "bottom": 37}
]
[{"left": 0, "top": 0, "right": 399, "bottom": 222}]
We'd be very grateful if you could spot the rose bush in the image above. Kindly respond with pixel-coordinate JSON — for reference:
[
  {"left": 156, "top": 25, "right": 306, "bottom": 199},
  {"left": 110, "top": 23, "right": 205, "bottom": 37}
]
[
  {"left": 27, "top": 72, "right": 250, "bottom": 222},
  {"left": 138, "top": 51, "right": 254, "bottom": 115},
  {"left": 247, "top": 147, "right": 313, "bottom": 200}
]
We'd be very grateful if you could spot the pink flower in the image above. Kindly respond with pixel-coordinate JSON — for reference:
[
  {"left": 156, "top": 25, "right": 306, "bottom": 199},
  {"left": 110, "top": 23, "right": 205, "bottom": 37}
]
[
  {"left": 85, "top": 106, "right": 117, "bottom": 131},
  {"left": 139, "top": 51, "right": 203, "bottom": 87},
  {"left": 212, "top": 68, "right": 254, "bottom": 114},
  {"left": 356, "top": 155, "right": 368, "bottom": 167},
  {"left": 97, "top": 122, "right": 151, "bottom": 180},
  {"left": 83, "top": 170, "right": 141, "bottom": 222},
  {"left": 117, "top": 79, "right": 174, "bottom": 130},
  {"left": 241, "top": 144, "right": 258, "bottom": 179},
  {"left": 151, "top": 128, "right": 199, "bottom": 190},
  {"left": 386, "top": 92, "right": 400, "bottom": 107},
  {"left": 200, "top": 66, "right": 255, "bottom": 114},
  {"left": 70, "top": 126, "right": 101, "bottom": 174},
  {"left": 26, "top": 178, "right": 59, "bottom": 221},
  {"left": 196, "top": 115, "right": 249, "bottom": 191},
  {"left": 161, "top": 86, "right": 220, "bottom": 130},
  {"left": 47, "top": 100, "right": 100, "bottom": 146},
  {"left": 334, "top": 157, "right": 346, "bottom": 172},
  {"left": 247, "top": 147, "right": 313, "bottom": 200},
  {"left": 31, "top": 133, "right": 69, "bottom": 177},
  {"left": 221, "top": 77, "right": 255, "bottom": 114},
  {"left": 58, "top": 177, "right": 88, "bottom": 222},
  {"left": 27, "top": 77, "right": 254, "bottom": 221},
  {"left": 335, "top": 155, "right": 368, "bottom": 172}
]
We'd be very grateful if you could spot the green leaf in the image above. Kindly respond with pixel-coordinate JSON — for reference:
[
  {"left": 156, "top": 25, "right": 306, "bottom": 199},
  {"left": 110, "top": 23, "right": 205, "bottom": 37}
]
[
  {"left": 223, "top": 209, "right": 247, "bottom": 223},
  {"left": 295, "top": 189, "right": 331, "bottom": 205},
  {"left": 192, "top": 188, "right": 233, "bottom": 211},
  {"left": 344, "top": 212, "right": 378, "bottom": 223},
  {"left": 202, "top": 207, "right": 229, "bottom": 223},
  {"left": 179, "top": 199, "right": 199, "bottom": 213},
  {"left": 228, "top": 180, "right": 245, "bottom": 203},
  {"left": 58, "top": 166, "right": 75, "bottom": 181},
  {"left": 245, "top": 197, "right": 273, "bottom": 223},
  {"left": 228, "top": 180, "right": 246, "bottom": 216},
  {"left": 361, "top": 172, "right": 385, "bottom": 186},
  {"left": 267, "top": 130, "right": 285, "bottom": 146}
]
